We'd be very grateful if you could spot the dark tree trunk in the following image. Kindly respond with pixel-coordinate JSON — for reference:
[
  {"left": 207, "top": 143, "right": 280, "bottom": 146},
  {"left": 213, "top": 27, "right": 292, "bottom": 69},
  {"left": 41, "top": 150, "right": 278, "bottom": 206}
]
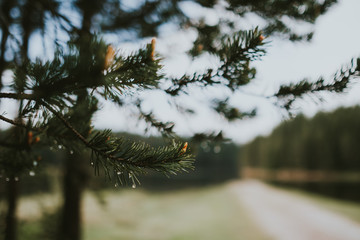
[
  {"left": 57, "top": 4, "right": 95, "bottom": 240},
  {"left": 58, "top": 153, "right": 89, "bottom": 240},
  {"left": 4, "top": 177, "right": 18, "bottom": 240}
]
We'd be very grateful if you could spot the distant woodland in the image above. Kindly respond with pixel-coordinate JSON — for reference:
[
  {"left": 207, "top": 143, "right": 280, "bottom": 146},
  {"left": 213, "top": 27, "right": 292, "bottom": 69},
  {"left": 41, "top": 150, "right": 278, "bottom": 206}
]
[
  {"left": 240, "top": 106, "right": 360, "bottom": 201},
  {"left": 240, "top": 106, "right": 360, "bottom": 171}
]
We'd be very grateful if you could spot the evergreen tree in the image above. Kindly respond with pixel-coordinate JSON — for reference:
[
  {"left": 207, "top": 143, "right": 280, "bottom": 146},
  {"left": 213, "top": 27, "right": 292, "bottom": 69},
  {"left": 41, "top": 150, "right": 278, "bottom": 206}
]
[
  {"left": 241, "top": 106, "right": 360, "bottom": 172},
  {"left": 1, "top": 0, "right": 359, "bottom": 239}
]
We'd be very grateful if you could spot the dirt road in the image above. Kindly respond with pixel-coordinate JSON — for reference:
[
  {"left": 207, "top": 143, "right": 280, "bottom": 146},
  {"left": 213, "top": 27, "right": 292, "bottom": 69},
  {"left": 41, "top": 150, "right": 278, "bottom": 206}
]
[{"left": 229, "top": 180, "right": 360, "bottom": 240}]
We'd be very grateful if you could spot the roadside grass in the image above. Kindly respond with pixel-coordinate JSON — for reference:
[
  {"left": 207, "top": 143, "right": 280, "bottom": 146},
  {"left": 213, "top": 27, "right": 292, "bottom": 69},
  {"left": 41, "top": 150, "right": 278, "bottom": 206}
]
[
  {"left": 269, "top": 184, "right": 360, "bottom": 224},
  {"left": 14, "top": 183, "right": 271, "bottom": 240},
  {"left": 83, "top": 184, "right": 271, "bottom": 240},
  {"left": 12, "top": 180, "right": 360, "bottom": 239}
]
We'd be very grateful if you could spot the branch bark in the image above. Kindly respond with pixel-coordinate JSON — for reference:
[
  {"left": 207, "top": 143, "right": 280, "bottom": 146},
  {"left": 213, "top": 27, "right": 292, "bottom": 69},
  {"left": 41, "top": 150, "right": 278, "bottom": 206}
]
[
  {"left": 0, "top": 92, "right": 34, "bottom": 100},
  {"left": 0, "top": 114, "right": 42, "bottom": 131}
]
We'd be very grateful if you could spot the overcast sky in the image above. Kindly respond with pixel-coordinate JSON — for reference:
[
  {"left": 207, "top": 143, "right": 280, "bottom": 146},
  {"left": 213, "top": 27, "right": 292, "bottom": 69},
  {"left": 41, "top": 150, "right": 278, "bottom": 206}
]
[{"left": 93, "top": 0, "right": 360, "bottom": 144}]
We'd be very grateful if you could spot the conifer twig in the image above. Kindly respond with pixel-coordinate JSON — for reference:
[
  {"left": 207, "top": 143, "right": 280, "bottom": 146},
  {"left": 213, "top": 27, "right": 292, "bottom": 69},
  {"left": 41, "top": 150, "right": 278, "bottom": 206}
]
[
  {"left": 0, "top": 115, "right": 23, "bottom": 127},
  {"left": 39, "top": 100, "right": 143, "bottom": 164},
  {"left": 0, "top": 114, "right": 41, "bottom": 131},
  {"left": 0, "top": 92, "right": 34, "bottom": 100},
  {"left": 40, "top": 100, "right": 191, "bottom": 171},
  {"left": 39, "top": 100, "right": 94, "bottom": 148}
]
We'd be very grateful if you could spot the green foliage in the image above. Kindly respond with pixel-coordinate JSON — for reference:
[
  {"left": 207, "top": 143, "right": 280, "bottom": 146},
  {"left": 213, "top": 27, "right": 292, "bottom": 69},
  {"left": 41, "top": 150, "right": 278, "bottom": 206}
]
[
  {"left": 217, "top": 28, "right": 265, "bottom": 88},
  {"left": 275, "top": 58, "right": 360, "bottom": 112},
  {"left": 241, "top": 106, "right": 360, "bottom": 171},
  {"left": 0, "top": 35, "right": 194, "bottom": 183},
  {"left": 88, "top": 132, "right": 194, "bottom": 186},
  {"left": 213, "top": 98, "right": 256, "bottom": 121},
  {"left": 227, "top": 0, "right": 337, "bottom": 40},
  {"left": 166, "top": 28, "right": 266, "bottom": 96}
]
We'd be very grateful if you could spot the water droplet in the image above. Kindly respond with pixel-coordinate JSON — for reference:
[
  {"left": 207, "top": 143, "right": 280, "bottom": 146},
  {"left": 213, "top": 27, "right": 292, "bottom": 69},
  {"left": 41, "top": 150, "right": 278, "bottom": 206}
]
[
  {"left": 10, "top": 7, "right": 20, "bottom": 19},
  {"left": 70, "top": 150, "right": 74, "bottom": 155},
  {"left": 29, "top": 171, "right": 35, "bottom": 176},
  {"left": 58, "top": 145, "right": 63, "bottom": 149},
  {"left": 214, "top": 145, "right": 221, "bottom": 153},
  {"left": 201, "top": 142, "right": 210, "bottom": 152},
  {"left": 114, "top": 183, "right": 118, "bottom": 188},
  {"left": 298, "top": 5, "right": 306, "bottom": 14},
  {"left": 91, "top": 162, "right": 94, "bottom": 166},
  {"left": 117, "top": 171, "right": 122, "bottom": 175},
  {"left": 132, "top": 183, "right": 136, "bottom": 189},
  {"left": 14, "top": 177, "right": 19, "bottom": 181},
  {"left": 33, "top": 161, "right": 38, "bottom": 167},
  {"left": 200, "top": 141, "right": 208, "bottom": 149},
  {"left": 5, "top": 178, "right": 9, "bottom": 182}
]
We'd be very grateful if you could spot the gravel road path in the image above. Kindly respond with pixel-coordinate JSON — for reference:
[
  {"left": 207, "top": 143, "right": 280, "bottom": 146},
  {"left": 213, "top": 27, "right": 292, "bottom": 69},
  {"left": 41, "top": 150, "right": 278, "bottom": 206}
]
[{"left": 229, "top": 180, "right": 360, "bottom": 240}]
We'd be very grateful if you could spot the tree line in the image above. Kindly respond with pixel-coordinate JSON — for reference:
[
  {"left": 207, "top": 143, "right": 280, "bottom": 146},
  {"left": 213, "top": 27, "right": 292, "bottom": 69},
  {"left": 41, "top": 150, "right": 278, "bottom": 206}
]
[
  {"left": 239, "top": 106, "right": 360, "bottom": 201},
  {"left": 241, "top": 106, "right": 360, "bottom": 171}
]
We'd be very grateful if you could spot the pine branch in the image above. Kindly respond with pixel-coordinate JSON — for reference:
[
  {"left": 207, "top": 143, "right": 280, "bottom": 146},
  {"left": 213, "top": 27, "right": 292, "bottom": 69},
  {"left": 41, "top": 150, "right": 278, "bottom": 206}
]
[
  {"left": 213, "top": 98, "right": 257, "bottom": 121},
  {"left": 89, "top": 135, "right": 194, "bottom": 186},
  {"left": 0, "top": 114, "right": 41, "bottom": 131},
  {"left": 16, "top": 38, "right": 163, "bottom": 107},
  {"left": 165, "top": 69, "right": 219, "bottom": 96},
  {"left": 217, "top": 28, "right": 266, "bottom": 90},
  {"left": 39, "top": 100, "right": 95, "bottom": 150},
  {"left": 101, "top": 41, "right": 163, "bottom": 96},
  {"left": 39, "top": 100, "right": 194, "bottom": 183},
  {"left": 275, "top": 57, "right": 360, "bottom": 110},
  {"left": 0, "top": 92, "right": 34, "bottom": 100},
  {"left": 165, "top": 29, "right": 266, "bottom": 96},
  {"left": 191, "top": 131, "right": 229, "bottom": 143},
  {"left": 136, "top": 100, "right": 176, "bottom": 137}
]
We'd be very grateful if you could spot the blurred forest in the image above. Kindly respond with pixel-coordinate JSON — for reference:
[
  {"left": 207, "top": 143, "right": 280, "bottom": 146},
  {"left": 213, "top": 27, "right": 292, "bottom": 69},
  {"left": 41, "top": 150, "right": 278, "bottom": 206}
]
[{"left": 240, "top": 105, "right": 360, "bottom": 201}]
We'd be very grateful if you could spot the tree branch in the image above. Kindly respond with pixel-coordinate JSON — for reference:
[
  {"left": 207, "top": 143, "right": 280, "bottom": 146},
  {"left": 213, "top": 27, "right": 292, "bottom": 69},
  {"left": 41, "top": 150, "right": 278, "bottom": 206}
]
[
  {"left": 39, "top": 100, "right": 128, "bottom": 162},
  {"left": 0, "top": 92, "right": 34, "bottom": 100},
  {"left": 39, "top": 100, "right": 90, "bottom": 147},
  {"left": 39, "top": 100, "right": 190, "bottom": 171},
  {"left": 0, "top": 114, "right": 40, "bottom": 131}
]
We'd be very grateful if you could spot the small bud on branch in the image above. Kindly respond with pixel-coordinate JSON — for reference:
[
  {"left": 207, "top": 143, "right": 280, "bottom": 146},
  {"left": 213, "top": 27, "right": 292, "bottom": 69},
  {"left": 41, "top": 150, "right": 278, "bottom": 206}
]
[
  {"left": 150, "top": 38, "right": 156, "bottom": 60},
  {"left": 27, "top": 131, "right": 33, "bottom": 145},
  {"left": 180, "top": 142, "right": 188, "bottom": 155},
  {"left": 104, "top": 45, "right": 115, "bottom": 69},
  {"left": 33, "top": 136, "right": 40, "bottom": 144}
]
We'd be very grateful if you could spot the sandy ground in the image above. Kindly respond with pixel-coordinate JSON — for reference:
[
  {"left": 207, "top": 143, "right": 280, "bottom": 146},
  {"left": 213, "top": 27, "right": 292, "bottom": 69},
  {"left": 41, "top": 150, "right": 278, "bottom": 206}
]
[{"left": 229, "top": 180, "right": 360, "bottom": 240}]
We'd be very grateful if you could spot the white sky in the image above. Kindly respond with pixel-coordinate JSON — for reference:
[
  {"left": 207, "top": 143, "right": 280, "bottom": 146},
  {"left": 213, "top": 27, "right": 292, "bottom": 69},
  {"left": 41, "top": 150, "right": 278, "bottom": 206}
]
[{"left": 95, "top": 0, "right": 360, "bottom": 144}]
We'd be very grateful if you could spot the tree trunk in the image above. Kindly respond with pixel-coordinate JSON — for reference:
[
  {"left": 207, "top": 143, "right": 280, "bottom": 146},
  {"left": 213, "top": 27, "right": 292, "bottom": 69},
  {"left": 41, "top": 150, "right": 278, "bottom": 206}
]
[
  {"left": 4, "top": 177, "right": 18, "bottom": 240},
  {"left": 58, "top": 4, "right": 94, "bottom": 239},
  {"left": 58, "top": 152, "right": 88, "bottom": 240}
]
